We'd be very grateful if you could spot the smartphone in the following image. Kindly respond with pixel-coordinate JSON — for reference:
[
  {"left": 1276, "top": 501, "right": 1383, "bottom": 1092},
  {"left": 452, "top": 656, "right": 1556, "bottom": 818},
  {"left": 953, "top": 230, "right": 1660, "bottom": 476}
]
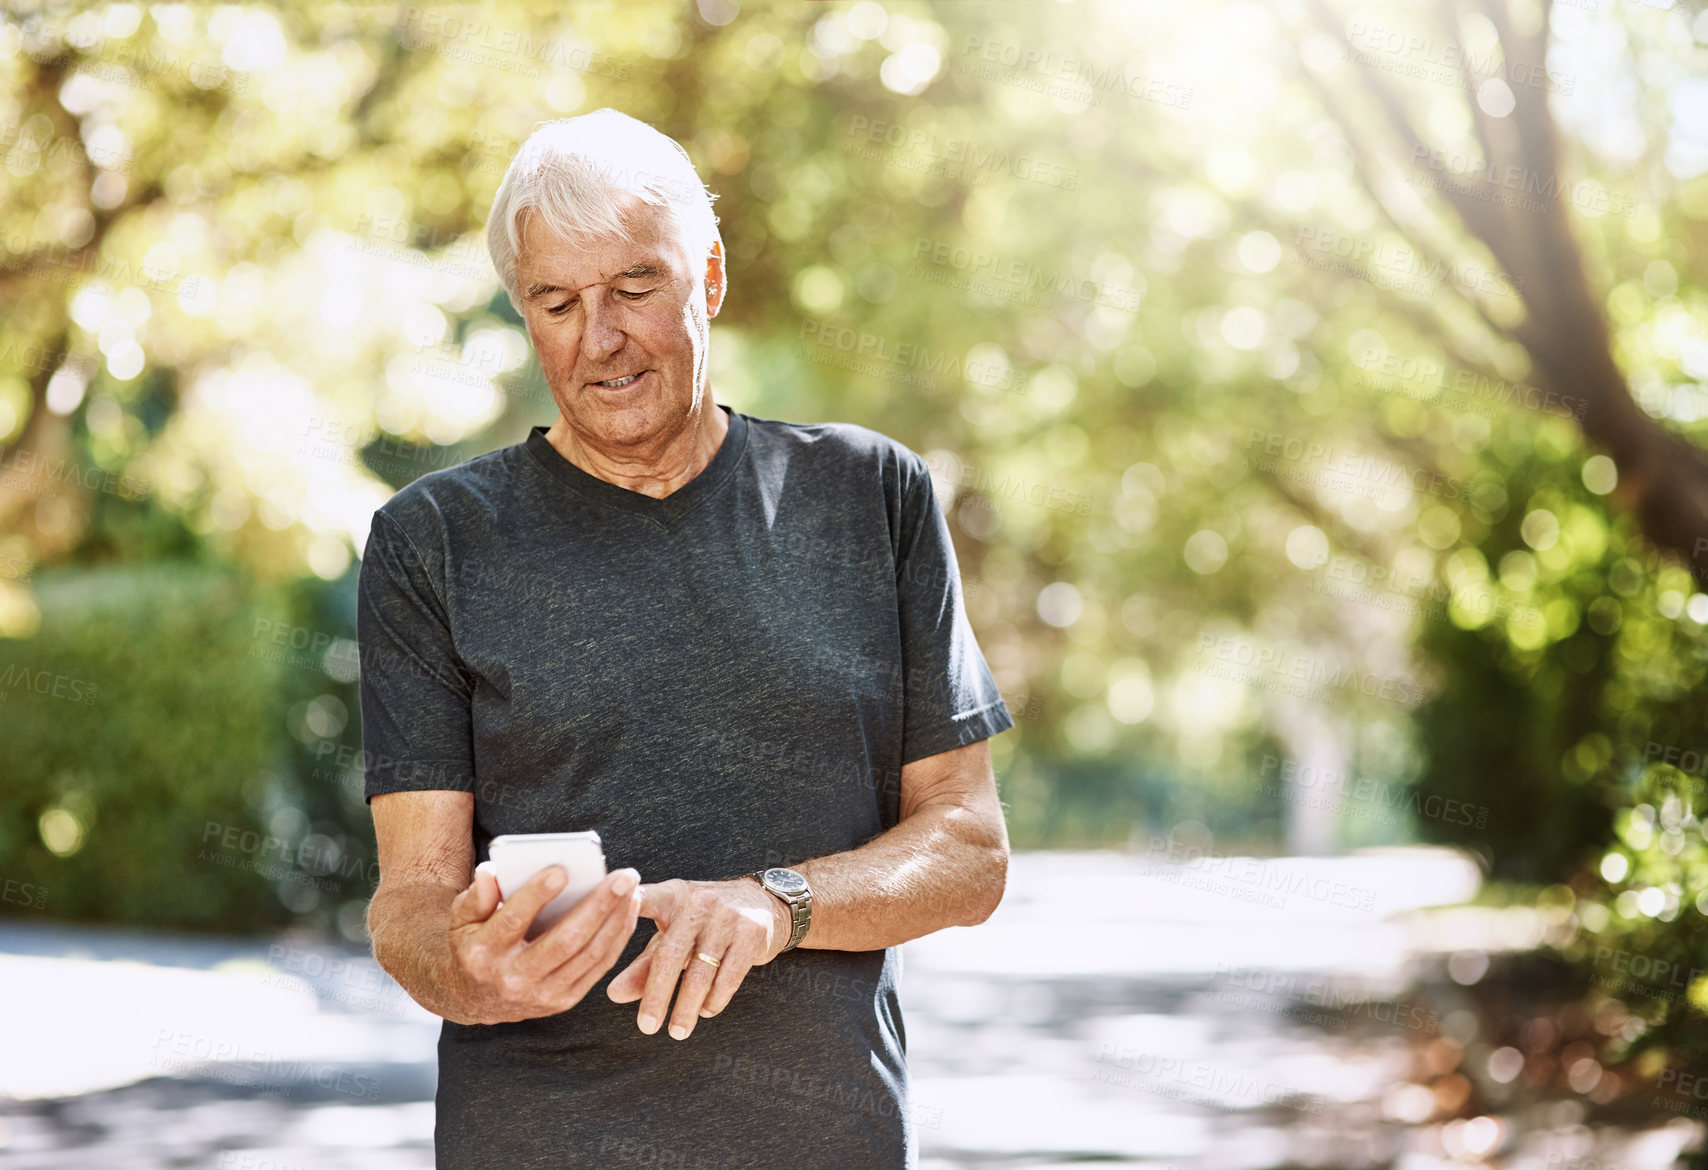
[{"left": 476, "top": 830, "right": 607, "bottom": 941}]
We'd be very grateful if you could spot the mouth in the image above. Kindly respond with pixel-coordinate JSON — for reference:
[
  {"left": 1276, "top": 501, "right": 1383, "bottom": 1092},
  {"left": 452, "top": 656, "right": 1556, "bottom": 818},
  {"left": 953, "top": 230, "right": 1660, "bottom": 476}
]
[{"left": 589, "top": 370, "right": 649, "bottom": 391}]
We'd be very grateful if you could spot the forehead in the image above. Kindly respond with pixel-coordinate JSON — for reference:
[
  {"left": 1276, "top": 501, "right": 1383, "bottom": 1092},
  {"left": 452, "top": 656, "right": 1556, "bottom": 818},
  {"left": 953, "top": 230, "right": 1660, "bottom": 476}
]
[{"left": 516, "top": 196, "right": 688, "bottom": 288}]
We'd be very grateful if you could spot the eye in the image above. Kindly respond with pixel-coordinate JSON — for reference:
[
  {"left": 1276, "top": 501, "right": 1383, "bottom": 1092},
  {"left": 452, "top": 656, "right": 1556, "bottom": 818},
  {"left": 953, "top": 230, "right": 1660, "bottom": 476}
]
[
  {"left": 620, "top": 288, "right": 653, "bottom": 300},
  {"left": 546, "top": 302, "right": 574, "bottom": 316}
]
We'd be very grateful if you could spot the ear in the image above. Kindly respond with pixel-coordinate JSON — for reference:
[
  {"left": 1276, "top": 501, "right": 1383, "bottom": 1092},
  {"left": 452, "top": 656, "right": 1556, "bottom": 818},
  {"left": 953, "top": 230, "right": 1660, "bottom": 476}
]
[{"left": 705, "top": 240, "right": 726, "bottom": 319}]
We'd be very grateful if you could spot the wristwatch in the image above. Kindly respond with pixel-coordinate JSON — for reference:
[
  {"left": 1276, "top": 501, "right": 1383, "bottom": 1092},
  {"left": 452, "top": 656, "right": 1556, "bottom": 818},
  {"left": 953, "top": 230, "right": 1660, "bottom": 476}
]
[{"left": 751, "top": 867, "right": 812, "bottom": 952}]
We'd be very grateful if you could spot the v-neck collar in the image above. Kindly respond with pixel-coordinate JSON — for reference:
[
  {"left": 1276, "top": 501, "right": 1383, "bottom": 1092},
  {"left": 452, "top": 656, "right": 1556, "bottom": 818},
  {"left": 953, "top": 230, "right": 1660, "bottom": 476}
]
[{"left": 523, "top": 404, "right": 748, "bottom": 526}]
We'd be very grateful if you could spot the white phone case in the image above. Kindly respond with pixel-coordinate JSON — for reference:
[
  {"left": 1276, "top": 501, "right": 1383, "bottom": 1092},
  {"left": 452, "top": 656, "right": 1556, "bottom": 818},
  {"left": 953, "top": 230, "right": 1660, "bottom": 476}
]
[{"left": 476, "top": 831, "right": 607, "bottom": 940}]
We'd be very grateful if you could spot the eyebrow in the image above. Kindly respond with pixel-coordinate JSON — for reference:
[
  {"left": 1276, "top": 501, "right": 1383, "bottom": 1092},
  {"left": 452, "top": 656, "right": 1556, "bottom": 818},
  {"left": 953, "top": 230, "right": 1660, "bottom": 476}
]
[{"left": 524, "top": 262, "right": 666, "bottom": 301}]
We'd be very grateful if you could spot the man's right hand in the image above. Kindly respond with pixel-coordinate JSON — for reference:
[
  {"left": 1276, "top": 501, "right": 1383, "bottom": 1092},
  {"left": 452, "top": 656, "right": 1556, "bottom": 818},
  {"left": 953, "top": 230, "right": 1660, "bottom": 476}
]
[{"left": 446, "top": 864, "right": 643, "bottom": 1024}]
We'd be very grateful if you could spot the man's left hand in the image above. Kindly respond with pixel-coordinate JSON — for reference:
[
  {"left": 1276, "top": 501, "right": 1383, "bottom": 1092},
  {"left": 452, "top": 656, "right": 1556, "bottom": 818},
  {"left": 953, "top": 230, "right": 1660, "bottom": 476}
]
[{"left": 606, "top": 878, "right": 792, "bottom": 1039}]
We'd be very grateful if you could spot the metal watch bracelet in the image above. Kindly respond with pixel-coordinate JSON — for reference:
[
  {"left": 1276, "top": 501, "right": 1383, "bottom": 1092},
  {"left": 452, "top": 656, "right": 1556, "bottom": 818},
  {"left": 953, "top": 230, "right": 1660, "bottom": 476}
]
[{"left": 752, "top": 867, "right": 812, "bottom": 952}]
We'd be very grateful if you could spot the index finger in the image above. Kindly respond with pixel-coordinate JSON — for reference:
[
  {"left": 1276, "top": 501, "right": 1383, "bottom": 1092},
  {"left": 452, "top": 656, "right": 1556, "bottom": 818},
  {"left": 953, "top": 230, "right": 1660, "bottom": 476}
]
[
  {"left": 483, "top": 864, "right": 570, "bottom": 944},
  {"left": 516, "top": 868, "right": 642, "bottom": 979},
  {"left": 634, "top": 909, "right": 706, "bottom": 1035}
]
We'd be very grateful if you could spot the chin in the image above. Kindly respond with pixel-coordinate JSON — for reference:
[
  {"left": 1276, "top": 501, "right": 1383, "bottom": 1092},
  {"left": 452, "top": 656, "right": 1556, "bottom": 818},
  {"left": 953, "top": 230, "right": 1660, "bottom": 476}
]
[{"left": 576, "top": 397, "right": 681, "bottom": 443}]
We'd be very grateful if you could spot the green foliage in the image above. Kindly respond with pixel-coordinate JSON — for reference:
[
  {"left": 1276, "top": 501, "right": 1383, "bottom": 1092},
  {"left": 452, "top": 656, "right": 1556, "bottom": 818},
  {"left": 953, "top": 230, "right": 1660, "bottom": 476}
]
[
  {"left": 0, "top": 530, "right": 378, "bottom": 936},
  {"left": 1567, "top": 686, "right": 1708, "bottom": 1072},
  {"left": 1408, "top": 446, "right": 1630, "bottom": 881},
  {"left": 1000, "top": 749, "right": 1286, "bottom": 852},
  {"left": 0, "top": 560, "right": 289, "bottom": 930},
  {"left": 1395, "top": 426, "right": 1708, "bottom": 1064},
  {"left": 1560, "top": 763, "right": 1708, "bottom": 1074}
]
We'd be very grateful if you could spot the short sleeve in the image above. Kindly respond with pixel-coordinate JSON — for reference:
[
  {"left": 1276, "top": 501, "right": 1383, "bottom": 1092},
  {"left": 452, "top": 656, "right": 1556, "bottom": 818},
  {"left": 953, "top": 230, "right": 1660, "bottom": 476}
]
[
  {"left": 355, "top": 510, "right": 478, "bottom": 802},
  {"left": 894, "top": 458, "right": 1015, "bottom": 765}
]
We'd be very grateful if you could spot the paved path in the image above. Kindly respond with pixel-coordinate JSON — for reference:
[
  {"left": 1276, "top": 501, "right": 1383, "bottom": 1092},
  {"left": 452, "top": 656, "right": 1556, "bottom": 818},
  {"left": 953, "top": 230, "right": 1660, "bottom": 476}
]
[{"left": 0, "top": 848, "right": 1698, "bottom": 1167}]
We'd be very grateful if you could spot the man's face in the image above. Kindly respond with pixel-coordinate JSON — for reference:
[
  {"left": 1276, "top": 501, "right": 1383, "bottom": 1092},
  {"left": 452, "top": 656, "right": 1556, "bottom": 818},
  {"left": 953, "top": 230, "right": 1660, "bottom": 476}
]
[{"left": 514, "top": 193, "right": 723, "bottom": 450}]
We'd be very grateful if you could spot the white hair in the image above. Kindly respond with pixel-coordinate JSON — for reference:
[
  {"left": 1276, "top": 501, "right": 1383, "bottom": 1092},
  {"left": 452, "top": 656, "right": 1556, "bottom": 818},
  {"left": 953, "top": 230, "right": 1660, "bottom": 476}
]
[{"left": 485, "top": 108, "right": 722, "bottom": 312}]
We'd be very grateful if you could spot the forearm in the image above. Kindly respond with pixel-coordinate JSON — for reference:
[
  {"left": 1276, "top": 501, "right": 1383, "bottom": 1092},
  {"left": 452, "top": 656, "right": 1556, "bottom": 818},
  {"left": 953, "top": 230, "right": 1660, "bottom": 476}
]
[
  {"left": 368, "top": 879, "right": 475, "bottom": 1023},
  {"left": 792, "top": 799, "right": 1008, "bottom": 952}
]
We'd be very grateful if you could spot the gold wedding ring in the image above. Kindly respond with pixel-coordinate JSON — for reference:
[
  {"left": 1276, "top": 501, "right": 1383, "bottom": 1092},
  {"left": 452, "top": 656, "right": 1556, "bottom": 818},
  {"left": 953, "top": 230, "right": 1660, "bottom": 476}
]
[{"left": 694, "top": 951, "right": 722, "bottom": 968}]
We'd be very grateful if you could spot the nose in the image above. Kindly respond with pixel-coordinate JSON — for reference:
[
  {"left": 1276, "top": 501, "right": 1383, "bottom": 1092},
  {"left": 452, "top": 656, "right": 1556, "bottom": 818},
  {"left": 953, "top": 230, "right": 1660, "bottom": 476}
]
[{"left": 582, "top": 292, "right": 628, "bottom": 361}]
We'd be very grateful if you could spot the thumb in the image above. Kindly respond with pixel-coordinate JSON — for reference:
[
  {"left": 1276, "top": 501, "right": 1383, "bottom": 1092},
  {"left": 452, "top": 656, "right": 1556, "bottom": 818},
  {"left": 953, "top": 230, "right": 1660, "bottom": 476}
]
[
  {"left": 450, "top": 867, "right": 501, "bottom": 928},
  {"left": 635, "top": 880, "right": 680, "bottom": 925}
]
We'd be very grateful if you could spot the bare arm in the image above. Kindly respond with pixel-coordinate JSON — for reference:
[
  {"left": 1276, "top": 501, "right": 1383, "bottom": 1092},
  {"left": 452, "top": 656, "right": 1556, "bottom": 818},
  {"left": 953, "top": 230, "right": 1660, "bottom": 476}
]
[
  {"left": 792, "top": 737, "right": 1010, "bottom": 950},
  {"left": 367, "top": 791, "right": 478, "bottom": 1021},
  {"left": 368, "top": 789, "right": 643, "bottom": 1025}
]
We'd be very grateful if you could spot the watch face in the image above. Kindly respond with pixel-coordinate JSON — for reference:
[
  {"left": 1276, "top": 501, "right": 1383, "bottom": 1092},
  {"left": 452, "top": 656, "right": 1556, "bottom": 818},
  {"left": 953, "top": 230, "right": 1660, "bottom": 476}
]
[{"left": 764, "top": 868, "right": 807, "bottom": 895}]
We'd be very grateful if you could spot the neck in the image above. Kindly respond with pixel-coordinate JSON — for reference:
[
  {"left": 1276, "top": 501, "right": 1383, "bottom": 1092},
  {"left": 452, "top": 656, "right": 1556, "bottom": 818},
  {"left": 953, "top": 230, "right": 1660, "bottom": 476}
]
[{"left": 544, "top": 394, "right": 728, "bottom": 500}]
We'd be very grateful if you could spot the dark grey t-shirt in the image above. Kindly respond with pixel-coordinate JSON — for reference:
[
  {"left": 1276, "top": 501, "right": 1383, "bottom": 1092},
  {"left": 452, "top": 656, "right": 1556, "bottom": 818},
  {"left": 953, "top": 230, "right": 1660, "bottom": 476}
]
[{"left": 356, "top": 404, "right": 1013, "bottom": 1169}]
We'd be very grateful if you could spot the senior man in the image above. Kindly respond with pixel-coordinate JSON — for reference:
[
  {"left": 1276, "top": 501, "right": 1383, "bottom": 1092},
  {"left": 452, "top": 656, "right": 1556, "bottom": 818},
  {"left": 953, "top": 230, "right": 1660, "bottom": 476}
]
[{"left": 359, "top": 108, "right": 1013, "bottom": 1169}]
